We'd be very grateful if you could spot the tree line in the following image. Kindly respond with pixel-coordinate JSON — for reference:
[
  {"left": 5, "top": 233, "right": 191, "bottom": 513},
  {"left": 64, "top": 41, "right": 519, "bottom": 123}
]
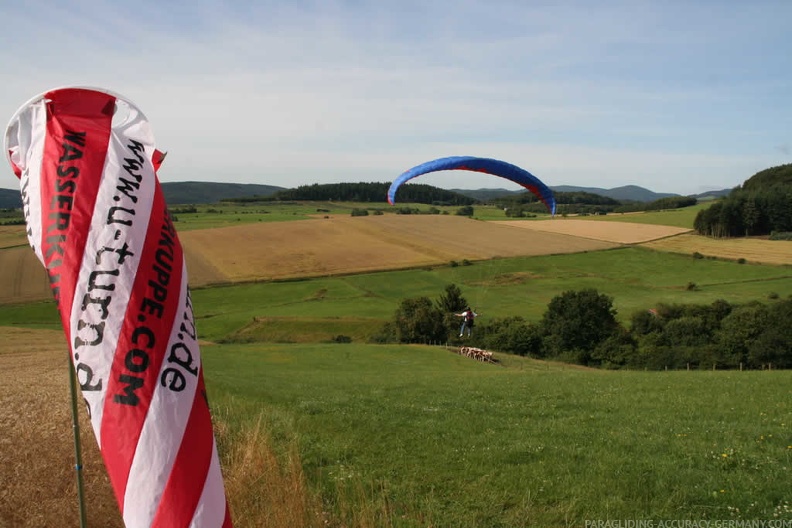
[
  {"left": 372, "top": 284, "right": 792, "bottom": 370},
  {"left": 495, "top": 191, "right": 697, "bottom": 216},
  {"left": 250, "top": 182, "right": 476, "bottom": 205}
]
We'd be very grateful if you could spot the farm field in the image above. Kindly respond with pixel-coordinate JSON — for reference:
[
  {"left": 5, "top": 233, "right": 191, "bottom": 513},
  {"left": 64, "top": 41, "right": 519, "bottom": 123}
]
[
  {"left": 0, "top": 202, "right": 750, "bottom": 307},
  {"left": 4, "top": 330, "right": 790, "bottom": 527},
  {"left": 564, "top": 202, "right": 710, "bottom": 228},
  {"left": 3, "top": 247, "right": 791, "bottom": 348},
  {"left": 0, "top": 202, "right": 750, "bottom": 306},
  {"left": 178, "top": 214, "right": 618, "bottom": 284},
  {"left": 0, "top": 215, "right": 619, "bottom": 305},
  {"left": 644, "top": 233, "right": 792, "bottom": 266},
  {"left": 169, "top": 201, "right": 392, "bottom": 231},
  {"left": 495, "top": 218, "right": 692, "bottom": 244}
]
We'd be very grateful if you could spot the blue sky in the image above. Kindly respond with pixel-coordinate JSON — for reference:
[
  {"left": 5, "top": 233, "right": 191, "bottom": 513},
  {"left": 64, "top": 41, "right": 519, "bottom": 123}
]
[{"left": 1, "top": 0, "right": 790, "bottom": 195}]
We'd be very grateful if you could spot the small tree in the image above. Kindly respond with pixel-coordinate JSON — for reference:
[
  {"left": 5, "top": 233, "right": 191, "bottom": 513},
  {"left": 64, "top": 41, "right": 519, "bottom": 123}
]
[
  {"left": 436, "top": 284, "right": 467, "bottom": 313},
  {"left": 392, "top": 296, "right": 446, "bottom": 343}
]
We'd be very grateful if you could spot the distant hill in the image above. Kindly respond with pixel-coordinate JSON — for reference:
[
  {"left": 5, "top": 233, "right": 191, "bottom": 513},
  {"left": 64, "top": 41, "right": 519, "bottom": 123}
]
[
  {"left": 454, "top": 185, "right": 679, "bottom": 203},
  {"left": 0, "top": 188, "right": 21, "bottom": 209},
  {"left": 161, "top": 181, "right": 284, "bottom": 204},
  {"left": 693, "top": 188, "right": 732, "bottom": 201},
  {"left": 551, "top": 185, "right": 679, "bottom": 203}
]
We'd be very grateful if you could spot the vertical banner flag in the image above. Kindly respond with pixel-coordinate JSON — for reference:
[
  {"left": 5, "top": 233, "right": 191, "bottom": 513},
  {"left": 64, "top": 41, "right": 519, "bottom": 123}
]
[{"left": 5, "top": 87, "right": 233, "bottom": 527}]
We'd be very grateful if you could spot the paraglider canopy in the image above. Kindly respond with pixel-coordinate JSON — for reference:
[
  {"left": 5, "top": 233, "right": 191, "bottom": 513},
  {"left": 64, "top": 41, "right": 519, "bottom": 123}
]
[{"left": 387, "top": 156, "right": 556, "bottom": 215}]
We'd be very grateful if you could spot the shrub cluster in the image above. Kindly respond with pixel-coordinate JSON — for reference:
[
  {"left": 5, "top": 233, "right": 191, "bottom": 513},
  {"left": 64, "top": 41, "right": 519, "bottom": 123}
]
[{"left": 374, "top": 285, "right": 792, "bottom": 370}]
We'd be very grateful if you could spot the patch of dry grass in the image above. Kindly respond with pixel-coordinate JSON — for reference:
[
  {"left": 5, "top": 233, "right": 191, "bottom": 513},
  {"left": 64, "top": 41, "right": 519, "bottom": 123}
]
[
  {"left": 642, "top": 233, "right": 792, "bottom": 265},
  {"left": 0, "top": 327, "right": 122, "bottom": 528},
  {"left": 495, "top": 219, "right": 692, "bottom": 244},
  {"left": 217, "top": 415, "right": 324, "bottom": 528}
]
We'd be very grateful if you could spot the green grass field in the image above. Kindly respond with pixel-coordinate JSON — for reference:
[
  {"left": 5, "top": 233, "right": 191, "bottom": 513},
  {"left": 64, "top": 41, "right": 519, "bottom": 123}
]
[
  {"left": 1, "top": 247, "right": 790, "bottom": 344},
  {"left": 205, "top": 342, "right": 792, "bottom": 526},
  {"left": 567, "top": 203, "right": 709, "bottom": 229},
  {"left": 170, "top": 201, "right": 488, "bottom": 231}
]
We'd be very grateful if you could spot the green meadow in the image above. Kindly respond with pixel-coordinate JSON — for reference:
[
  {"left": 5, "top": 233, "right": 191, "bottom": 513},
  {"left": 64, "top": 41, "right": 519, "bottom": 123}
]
[
  {"left": 170, "top": 201, "right": 474, "bottom": 230},
  {"left": 207, "top": 342, "right": 792, "bottom": 526}
]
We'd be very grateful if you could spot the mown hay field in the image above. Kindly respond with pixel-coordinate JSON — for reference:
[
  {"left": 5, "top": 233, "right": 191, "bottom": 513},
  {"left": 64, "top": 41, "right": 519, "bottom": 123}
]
[
  {"left": 643, "top": 233, "right": 792, "bottom": 266},
  {"left": 495, "top": 218, "right": 692, "bottom": 244}
]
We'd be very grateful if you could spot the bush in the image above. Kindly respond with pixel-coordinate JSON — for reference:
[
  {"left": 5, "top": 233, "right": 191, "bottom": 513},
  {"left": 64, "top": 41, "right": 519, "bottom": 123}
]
[
  {"left": 456, "top": 205, "right": 474, "bottom": 216},
  {"left": 351, "top": 208, "right": 369, "bottom": 217}
]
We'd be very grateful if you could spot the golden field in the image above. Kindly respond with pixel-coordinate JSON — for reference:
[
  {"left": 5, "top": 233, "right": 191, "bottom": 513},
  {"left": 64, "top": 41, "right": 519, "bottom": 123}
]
[
  {"left": 642, "top": 233, "right": 792, "bottom": 265},
  {"left": 0, "top": 215, "right": 619, "bottom": 304},
  {"left": 495, "top": 218, "right": 692, "bottom": 244}
]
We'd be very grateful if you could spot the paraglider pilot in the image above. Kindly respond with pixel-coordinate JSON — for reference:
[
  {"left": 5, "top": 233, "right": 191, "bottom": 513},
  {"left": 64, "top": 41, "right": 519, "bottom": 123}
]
[{"left": 456, "top": 307, "right": 478, "bottom": 337}]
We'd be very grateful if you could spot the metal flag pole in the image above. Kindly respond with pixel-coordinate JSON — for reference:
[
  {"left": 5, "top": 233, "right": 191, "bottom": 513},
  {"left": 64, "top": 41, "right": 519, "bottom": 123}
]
[{"left": 67, "top": 352, "right": 88, "bottom": 528}]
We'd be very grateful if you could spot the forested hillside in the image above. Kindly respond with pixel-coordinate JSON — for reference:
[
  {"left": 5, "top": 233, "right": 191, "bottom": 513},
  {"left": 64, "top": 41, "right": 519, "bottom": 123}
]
[
  {"left": 695, "top": 163, "right": 792, "bottom": 237},
  {"left": 163, "top": 181, "right": 284, "bottom": 204}
]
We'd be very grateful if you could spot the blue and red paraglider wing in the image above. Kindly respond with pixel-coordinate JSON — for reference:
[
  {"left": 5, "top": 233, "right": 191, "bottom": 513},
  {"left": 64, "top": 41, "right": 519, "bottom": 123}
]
[{"left": 387, "top": 156, "right": 556, "bottom": 215}]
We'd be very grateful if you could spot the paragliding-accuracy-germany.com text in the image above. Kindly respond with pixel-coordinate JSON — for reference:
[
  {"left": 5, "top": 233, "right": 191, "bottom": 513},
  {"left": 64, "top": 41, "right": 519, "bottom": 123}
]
[{"left": 585, "top": 520, "right": 792, "bottom": 528}]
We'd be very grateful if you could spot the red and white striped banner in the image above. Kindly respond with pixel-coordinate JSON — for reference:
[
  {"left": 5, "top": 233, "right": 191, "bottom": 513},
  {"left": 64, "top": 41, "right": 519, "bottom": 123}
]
[{"left": 5, "top": 87, "right": 232, "bottom": 527}]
